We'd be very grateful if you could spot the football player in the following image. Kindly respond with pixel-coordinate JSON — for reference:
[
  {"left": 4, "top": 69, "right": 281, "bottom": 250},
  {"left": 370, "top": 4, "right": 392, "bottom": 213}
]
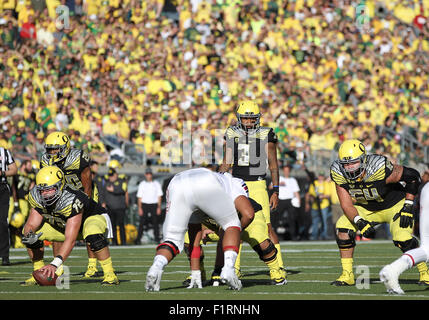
[
  {"left": 218, "top": 100, "right": 286, "bottom": 285},
  {"left": 145, "top": 167, "right": 255, "bottom": 291},
  {"left": 22, "top": 166, "right": 119, "bottom": 285},
  {"left": 380, "top": 177, "right": 429, "bottom": 294},
  {"left": 330, "top": 139, "right": 429, "bottom": 286},
  {"left": 22, "top": 131, "right": 101, "bottom": 285}
]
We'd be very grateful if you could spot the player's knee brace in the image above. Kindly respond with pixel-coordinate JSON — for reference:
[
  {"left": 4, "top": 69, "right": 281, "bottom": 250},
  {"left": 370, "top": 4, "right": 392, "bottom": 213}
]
[
  {"left": 85, "top": 234, "right": 108, "bottom": 252},
  {"left": 156, "top": 241, "right": 180, "bottom": 258},
  {"left": 253, "top": 239, "right": 277, "bottom": 262},
  {"left": 393, "top": 237, "right": 419, "bottom": 253},
  {"left": 335, "top": 228, "right": 356, "bottom": 250}
]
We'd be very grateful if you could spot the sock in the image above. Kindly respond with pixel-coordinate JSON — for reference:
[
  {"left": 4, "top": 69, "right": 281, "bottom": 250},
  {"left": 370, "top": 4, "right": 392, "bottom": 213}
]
[
  {"left": 224, "top": 250, "right": 238, "bottom": 268},
  {"left": 153, "top": 254, "right": 168, "bottom": 270},
  {"left": 391, "top": 255, "right": 413, "bottom": 274},
  {"left": 33, "top": 259, "right": 44, "bottom": 271},
  {"left": 99, "top": 257, "right": 115, "bottom": 275},
  {"left": 275, "top": 243, "right": 284, "bottom": 268},
  {"left": 87, "top": 257, "right": 97, "bottom": 269},
  {"left": 233, "top": 243, "right": 242, "bottom": 270},
  {"left": 341, "top": 258, "right": 353, "bottom": 274}
]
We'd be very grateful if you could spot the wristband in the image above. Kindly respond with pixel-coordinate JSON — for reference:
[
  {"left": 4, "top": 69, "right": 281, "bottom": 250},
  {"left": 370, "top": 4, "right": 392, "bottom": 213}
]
[
  {"left": 353, "top": 215, "right": 362, "bottom": 224},
  {"left": 50, "top": 255, "right": 63, "bottom": 268},
  {"left": 272, "top": 186, "right": 279, "bottom": 193}
]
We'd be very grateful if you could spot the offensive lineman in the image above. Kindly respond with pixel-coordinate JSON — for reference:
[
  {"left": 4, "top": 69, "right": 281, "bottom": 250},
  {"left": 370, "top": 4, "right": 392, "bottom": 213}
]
[
  {"left": 22, "top": 166, "right": 119, "bottom": 285},
  {"left": 330, "top": 139, "right": 429, "bottom": 286},
  {"left": 145, "top": 168, "right": 255, "bottom": 291}
]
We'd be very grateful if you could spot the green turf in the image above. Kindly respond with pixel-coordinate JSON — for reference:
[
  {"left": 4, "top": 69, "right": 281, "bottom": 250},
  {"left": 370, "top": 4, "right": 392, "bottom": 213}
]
[{"left": 1, "top": 240, "right": 429, "bottom": 300}]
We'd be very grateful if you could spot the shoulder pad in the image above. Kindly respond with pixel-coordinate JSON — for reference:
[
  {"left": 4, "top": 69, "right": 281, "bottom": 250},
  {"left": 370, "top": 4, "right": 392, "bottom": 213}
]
[
  {"left": 40, "top": 154, "right": 49, "bottom": 168},
  {"left": 252, "top": 127, "right": 271, "bottom": 140},
  {"left": 364, "top": 154, "right": 387, "bottom": 182},
  {"left": 28, "top": 188, "right": 44, "bottom": 209},
  {"left": 63, "top": 149, "right": 82, "bottom": 170},
  {"left": 330, "top": 160, "right": 348, "bottom": 185},
  {"left": 225, "top": 126, "right": 242, "bottom": 139},
  {"left": 55, "top": 188, "right": 77, "bottom": 217}
]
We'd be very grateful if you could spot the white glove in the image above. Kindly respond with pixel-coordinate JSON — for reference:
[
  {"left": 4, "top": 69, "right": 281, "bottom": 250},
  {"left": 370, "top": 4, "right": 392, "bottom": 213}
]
[{"left": 187, "top": 270, "right": 203, "bottom": 289}]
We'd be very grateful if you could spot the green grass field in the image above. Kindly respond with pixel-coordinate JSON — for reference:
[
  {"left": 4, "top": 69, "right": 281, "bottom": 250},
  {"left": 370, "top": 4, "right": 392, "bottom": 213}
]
[{"left": 1, "top": 240, "right": 429, "bottom": 301}]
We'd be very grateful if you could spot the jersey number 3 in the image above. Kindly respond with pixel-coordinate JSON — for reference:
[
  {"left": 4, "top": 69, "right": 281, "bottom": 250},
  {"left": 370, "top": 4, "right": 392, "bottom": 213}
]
[{"left": 237, "top": 144, "right": 250, "bottom": 166}]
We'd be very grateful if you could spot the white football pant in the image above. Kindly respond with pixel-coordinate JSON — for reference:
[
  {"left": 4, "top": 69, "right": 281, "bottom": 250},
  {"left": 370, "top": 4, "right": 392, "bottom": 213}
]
[{"left": 162, "top": 168, "right": 245, "bottom": 252}]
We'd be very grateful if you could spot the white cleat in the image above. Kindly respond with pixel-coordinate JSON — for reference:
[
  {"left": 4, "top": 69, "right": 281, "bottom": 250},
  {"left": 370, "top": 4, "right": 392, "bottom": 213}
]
[
  {"left": 220, "top": 267, "right": 242, "bottom": 290},
  {"left": 379, "top": 265, "right": 405, "bottom": 295},
  {"left": 145, "top": 267, "right": 163, "bottom": 292}
]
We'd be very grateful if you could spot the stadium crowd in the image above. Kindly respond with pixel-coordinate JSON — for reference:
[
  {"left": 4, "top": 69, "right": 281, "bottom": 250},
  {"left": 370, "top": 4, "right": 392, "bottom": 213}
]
[{"left": 0, "top": 0, "right": 428, "bottom": 169}]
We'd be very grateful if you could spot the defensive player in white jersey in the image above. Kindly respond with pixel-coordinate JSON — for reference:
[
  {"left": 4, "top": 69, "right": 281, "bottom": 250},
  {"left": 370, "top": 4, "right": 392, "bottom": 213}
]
[
  {"left": 380, "top": 182, "right": 429, "bottom": 294},
  {"left": 145, "top": 168, "right": 255, "bottom": 291}
]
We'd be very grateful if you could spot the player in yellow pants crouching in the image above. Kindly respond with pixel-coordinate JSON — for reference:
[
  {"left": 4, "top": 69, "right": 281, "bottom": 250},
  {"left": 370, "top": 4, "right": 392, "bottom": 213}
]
[{"left": 21, "top": 166, "right": 118, "bottom": 286}]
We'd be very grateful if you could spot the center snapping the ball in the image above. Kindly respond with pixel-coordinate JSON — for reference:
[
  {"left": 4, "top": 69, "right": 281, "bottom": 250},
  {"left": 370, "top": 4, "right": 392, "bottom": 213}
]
[{"left": 32, "top": 269, "right": 58, "bottom": 286}]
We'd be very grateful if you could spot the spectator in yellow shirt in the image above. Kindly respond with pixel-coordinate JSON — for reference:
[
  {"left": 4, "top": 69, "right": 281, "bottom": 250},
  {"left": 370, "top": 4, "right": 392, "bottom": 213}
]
[{"left": 306, "top": 171, "right": 333, "bottom": 240}]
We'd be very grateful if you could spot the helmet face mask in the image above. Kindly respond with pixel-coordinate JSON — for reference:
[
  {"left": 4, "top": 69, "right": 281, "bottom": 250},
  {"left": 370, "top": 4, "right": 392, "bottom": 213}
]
[
  {"left": 236, "top": 101, "right": 261, "bottom": 134},
  {"left": 338, "top": 139, "right": 367, "bottom": 181},
  {"left": 44, "top": 132, "right": 71, "bottom": 164},
  {"left": 339, "top": 157, "right": 366, "bottom": 180},
  {"left": 37, "top": 183, "right": 62, "bottom": 206}
]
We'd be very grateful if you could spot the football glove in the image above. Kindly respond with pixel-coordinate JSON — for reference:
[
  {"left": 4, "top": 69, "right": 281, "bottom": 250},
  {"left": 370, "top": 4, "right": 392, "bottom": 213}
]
[
  {"left": 354, "top": 216, "right": 376, "bottom": 238},
  {"left": 22, "top": 231, "right": 43, "bottom": 246},
  {"left": 187, "top": 270, "right": 203, "bottom": 289},
  {"left": 393, "top": 200, "right": 414, "bottom": 229}
]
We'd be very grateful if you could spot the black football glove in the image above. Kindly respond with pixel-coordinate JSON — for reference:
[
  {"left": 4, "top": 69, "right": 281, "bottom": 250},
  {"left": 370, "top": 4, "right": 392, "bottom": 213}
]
[
  {"left": 393, "top": 200, "right": 414, "bottom": 229},
  {"left": 354, "top": 217, "right": 376, "bottom": 238}
]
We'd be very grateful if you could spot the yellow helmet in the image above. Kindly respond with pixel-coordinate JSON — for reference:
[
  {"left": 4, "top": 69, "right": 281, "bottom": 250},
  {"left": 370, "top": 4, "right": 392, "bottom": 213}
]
[
  {"left": 338, "top": 139, "right": 367, "bottom": 180},
  {"left": 10, "top": 212, "right": 25, "bottom": 228},
  {"left": 31, "top": 159, "right": 40, "bottom": 172},
  {"left": 108, "top": 159, "right": 122, "bottom": 169},
  {"left": 235, "top": 100, "right": 261, "bottom": 132},
  {"left": 35, "top": 166, "right": 66, "bottom": 206},
  {"left": 44, "top": 131, "right": 71, "bottom": 164}
]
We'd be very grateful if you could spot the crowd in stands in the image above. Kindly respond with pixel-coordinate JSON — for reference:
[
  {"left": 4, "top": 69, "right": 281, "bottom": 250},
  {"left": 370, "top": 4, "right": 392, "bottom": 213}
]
[{"left": 1, "top": 0, "right": 429, "bottom": 168}]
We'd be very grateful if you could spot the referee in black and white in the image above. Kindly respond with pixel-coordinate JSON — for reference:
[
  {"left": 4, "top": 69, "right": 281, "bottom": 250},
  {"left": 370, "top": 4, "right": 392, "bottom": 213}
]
[{"left": 0, "top": 147, "right": 17, "bottom": 265}]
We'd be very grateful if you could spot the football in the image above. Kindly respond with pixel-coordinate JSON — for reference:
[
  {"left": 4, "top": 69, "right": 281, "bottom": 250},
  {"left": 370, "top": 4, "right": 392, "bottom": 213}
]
[{"left": 32, "top": 270, "right": 58, "bottom": 286}]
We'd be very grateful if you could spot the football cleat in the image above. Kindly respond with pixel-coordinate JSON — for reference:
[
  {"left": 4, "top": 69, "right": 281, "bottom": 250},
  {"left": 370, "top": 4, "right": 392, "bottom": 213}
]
[
  {"left": 379, "top": 265, "right": 404, "bottom": 294},
  {"left": 83, "top": 265, "right": 99, "bottom": 278},
  {"left": 101, "top": 272, "right": 119, "bottom": 286},
  {"left": 269, "top": 268, "right": 287, "bottom": 286},
  {"left": 145, "top": 267, "right": 163, "bottom": 292},
  {"left": 331, "top": 271, "right": 355, "bottom": 286},
  {"left": 418, "top": 270, "right": 429, "bottom": 286},
  {"left": 221, "top": 266, "right": 242, "bottom": 290},
  {"left": 20, "top": 275, "right": 38, "bottom": 286}
]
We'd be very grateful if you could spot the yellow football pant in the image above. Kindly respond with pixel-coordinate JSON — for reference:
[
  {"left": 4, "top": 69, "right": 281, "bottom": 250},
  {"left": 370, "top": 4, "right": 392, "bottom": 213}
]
[
  {"left": 34, "top": 215, "right": 108, "bottom": 242},
  {"left": 335, "top": 198, "right": 413, "bottom": 242}
]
